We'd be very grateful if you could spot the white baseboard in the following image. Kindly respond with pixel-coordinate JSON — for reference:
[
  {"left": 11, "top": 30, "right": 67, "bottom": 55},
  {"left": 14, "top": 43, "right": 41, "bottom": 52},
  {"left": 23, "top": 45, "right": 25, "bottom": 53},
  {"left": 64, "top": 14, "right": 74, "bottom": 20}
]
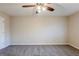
[
  {"left": 11, "top": 43, "right": 68, "bottom": 45},
  {"left": 0, "top": 44, "right": 10, "bottom": 50},
  {"left": 69, "top": 44, "right": 79, "bottom": 50}
]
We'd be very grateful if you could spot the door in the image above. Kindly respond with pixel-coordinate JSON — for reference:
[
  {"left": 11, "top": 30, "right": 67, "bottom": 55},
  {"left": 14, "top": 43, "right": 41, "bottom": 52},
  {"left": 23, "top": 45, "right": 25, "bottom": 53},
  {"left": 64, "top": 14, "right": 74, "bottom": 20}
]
[{"left": 0, "top": 16, "right": 5, "bottom": 49}]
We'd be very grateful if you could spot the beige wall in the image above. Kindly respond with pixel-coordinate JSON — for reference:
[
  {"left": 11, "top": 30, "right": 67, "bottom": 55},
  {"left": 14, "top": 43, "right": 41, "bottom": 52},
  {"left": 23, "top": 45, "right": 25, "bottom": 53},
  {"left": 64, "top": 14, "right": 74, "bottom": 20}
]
[
  {"left": 11, "top": 16, "right": 68, "bottom": 45},
  {"left": 69, "top": 12, "right": 79, "bottom": 49},
  {"left": 0, "top": 10, "right": 79, "bottom": 48},
  {"left": 0, "top": 12, "right": 10, "bottom": 49}
]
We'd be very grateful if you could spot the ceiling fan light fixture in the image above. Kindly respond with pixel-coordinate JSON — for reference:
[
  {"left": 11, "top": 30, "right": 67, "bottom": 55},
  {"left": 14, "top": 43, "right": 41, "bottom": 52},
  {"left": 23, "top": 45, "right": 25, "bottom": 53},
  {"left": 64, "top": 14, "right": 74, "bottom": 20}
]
[
  {"left": 36, "top": 5, "right": 42, "bottom": 14},
  {"left": 37, "top": 5, "right": 41, "bottom": 10},
  {"left": 22, "top": 3, "right": 55, "bottom": 14},
  {"left": 42, "top": 7, "right": 46, "bottom": 11},
  {"left": 37, "top": 9, "right": 41, "bottom": 13}
]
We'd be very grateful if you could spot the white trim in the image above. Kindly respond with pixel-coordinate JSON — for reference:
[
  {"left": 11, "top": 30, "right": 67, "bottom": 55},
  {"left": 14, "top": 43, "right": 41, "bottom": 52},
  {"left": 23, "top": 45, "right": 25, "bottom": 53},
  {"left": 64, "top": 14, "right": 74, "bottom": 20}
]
[
  {"left": 69, "top": 44, "right": 79, "bottom": 50},
  {"left": 0, "top": 44, "right": 10, "bottom": 50},
  {"left": 11, "top": 43, "right": 68, "bottom": 45}
]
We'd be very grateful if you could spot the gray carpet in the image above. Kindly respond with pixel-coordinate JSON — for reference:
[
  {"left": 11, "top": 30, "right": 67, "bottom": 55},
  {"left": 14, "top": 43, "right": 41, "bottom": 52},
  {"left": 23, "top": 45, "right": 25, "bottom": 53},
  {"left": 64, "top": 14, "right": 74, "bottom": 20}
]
[{"left": 0, "top": 45, "right": 79, "bottom": 56}]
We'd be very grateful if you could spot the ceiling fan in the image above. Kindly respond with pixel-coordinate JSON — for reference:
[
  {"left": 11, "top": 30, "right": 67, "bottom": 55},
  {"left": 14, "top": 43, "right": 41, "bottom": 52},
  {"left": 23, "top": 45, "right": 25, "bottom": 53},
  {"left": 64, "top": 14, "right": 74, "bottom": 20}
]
[{"left": 22, "top": 3, "right": 54, "bottom": 14}]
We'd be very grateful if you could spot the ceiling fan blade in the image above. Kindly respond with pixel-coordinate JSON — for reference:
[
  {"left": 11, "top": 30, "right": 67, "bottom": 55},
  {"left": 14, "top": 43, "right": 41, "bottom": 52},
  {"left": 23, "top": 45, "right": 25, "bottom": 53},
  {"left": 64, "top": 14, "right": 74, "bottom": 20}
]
[
  {"left": 47, "top": 6, "right": 54, "bottom": 11},
  {"left": 22, "top": 5, "right": 35, "bottom": 7}
]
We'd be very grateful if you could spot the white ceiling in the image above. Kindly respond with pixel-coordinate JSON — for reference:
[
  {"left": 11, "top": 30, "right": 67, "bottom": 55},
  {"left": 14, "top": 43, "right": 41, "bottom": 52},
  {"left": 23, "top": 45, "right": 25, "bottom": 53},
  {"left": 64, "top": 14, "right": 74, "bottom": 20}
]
[{"left": 0, "top": 3, "right": 79, "bottom": 16}]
